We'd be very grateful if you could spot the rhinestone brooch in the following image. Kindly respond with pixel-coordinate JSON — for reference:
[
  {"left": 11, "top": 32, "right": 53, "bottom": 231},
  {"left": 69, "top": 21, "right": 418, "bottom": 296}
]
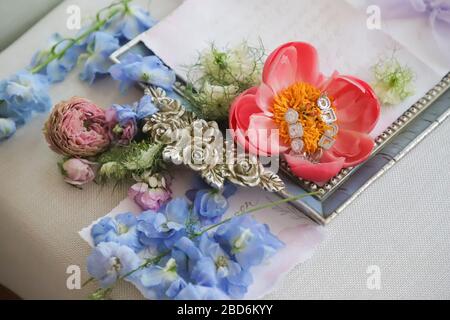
[{"left": 285, "top": 93, "right": 339, "bottom": 158}]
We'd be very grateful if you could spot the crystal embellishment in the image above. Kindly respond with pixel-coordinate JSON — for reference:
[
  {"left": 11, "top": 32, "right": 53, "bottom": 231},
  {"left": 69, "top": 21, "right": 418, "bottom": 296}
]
[
  {"left": 284, "top": 108, "right": 299, "bottom": 124},
  {"left": 321, "top": 109, "right": 337, "bottom": 124},
  {"left": 318, "top": 135, "right": 335, "bottom": 150},
  {"left": 309, "top": 148, "right": 323, "bottom": 163},
  {"left": 290, "top": 138, "right": 304, "bottom": 153},
  {"left": 325, "top": 123, "right": 339, "bottom": 137},
  {"left": 317, "top": 94, "right": 331, "bottom": 110},
  {"left": 288, "top": 123, "right": 303, "bottom": 139}
]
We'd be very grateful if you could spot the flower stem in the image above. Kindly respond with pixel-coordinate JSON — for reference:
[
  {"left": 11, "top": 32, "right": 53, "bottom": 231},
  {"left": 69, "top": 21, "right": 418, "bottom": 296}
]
[
  {"left": 94, "top": 191, "right": 317, "bottom": 292},
  {"left": 82, "top": 277, "right": 94, "bottom": 287},
  {"left": 196, "top": 191, "right": 319, "bottom": 236},
  {"left": 29, "top": 0, "right": 130, "bottom": 74},
  {"left": 122, "top": 251, "right": 168, "bottom": 279},
  {"left": 86, "top": 190, "right": 318, "bottom": 298}
]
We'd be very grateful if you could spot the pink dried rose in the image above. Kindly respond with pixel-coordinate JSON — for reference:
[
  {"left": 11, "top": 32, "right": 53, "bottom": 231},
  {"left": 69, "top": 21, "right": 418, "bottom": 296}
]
[
  {"left": 128, "top": 182, "right": 172, "bottom": 211},
  {"left": 44, "top": 97, "right": 110, "bottom": 157},
  {"left": 105, "top": 105, "right": 137, "bottom": 146},
  {"left": 62, "top": 158, "right": 96, "bottom": 186}
]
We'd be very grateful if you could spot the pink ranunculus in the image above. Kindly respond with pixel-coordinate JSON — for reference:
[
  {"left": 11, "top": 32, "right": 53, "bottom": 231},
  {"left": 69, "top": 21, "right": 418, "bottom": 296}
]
[
  {"left": 62, "top": 158, "right": 96, "bottom": 186},
  {"left": 128, "top": 182, "right": 172, "bottom": 211},
  {"left": 44, "top": 97, "right": 110, "bottom": 157},
  {"left": 229, "top": 42, "right": 380, "bottom": 184}
]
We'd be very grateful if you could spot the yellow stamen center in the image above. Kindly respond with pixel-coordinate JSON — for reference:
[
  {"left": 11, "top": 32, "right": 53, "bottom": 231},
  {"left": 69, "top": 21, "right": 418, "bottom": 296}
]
[{"left": 272, "top": 82, "right": 335, "bottom": 154}]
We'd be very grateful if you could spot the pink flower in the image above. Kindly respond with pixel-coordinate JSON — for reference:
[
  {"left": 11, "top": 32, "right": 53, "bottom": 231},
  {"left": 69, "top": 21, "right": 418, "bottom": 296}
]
[
  {"left": 44, "top": 97, "right": 110, "bottom": 157},
  {"left": 62, "top": 158, "right": 96, "bottom": 186},
  {"left": 230, "top": 42, "right": 380, "bottom": 183},
  {"left": 105, "top": 105, "right": 137, "bottom": 146},
  {"left": 128, "top": 182, "right": 172, "bottom": 211}
]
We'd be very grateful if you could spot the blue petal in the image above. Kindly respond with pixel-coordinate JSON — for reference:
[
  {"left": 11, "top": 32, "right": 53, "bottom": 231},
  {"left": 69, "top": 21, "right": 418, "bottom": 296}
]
[
  {"left": 132, "top": 64, "right": 176, "bottom": 90},
  {"left": 106, "top": 5, "right": 156, "bottom": 41},
  {"left": 60, "top": 45, "right": 85, "bottom": 71},
  {"left": 166, "top": 278, "right": 187, "bottom": 299},
  {"left": 174, "top": 237, "right": 202, "bottom": 261},
  {"left": 92, "top": 32, "right": 120, "bottom": 54},
  {"left": 80, "top": 32, "right": 120, "bottom": 84},
  {"left": 46, "top": 60, "right": 68, "bottom": 83},
  {"left": 175, "top": 284, "right": 229, "bottom": 300},
  {"left": 114, "top": 104, "right": 137, "bottom": 124},
  {"left": 165, "top": 198, "right": 189, "bottom": 224},
  {"left": 121, "top": 16, "right": 144, "bottom": 40},
  {"left": 87, "top": 242, "right": 141, "bottom": 288},
  {"left": 214, "top": 215, "right": 284, "bottom": 269},
  {"left": 121, "top": 52, "right": 143, "bottom": 64},
  {"left": 135, "top": 95, "right": 158, "bottom": 120},
  {"left": 139, "top": 266, "right": 165, "bottom": 287},
  {"left": 115, "top": 212, "right": 138, "bottom": 227},
  {"left": 191, "top": 257, "right": 218, "bottom": 286},
  {"left": 130, "top": 5, "right": 156, "bottom": 28},
  {"left": 91, "top": 217, "right": 116, "bottom": 245},
  {"left": 115, "top": 245, "right": 141, "bottom": 276},
  {"left": 0, "top": 71, "right": 51, "bottom": 125}
]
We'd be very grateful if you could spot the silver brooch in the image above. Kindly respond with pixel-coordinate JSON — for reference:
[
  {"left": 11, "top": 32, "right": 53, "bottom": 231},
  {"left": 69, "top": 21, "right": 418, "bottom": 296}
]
[{"left": 146, "top": 86, "right": 285, "bottom": 192}]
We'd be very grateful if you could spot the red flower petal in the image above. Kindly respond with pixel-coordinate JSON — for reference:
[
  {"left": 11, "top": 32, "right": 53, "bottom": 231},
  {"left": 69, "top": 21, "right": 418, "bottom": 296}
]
[
  {"left": 256, "top": 82, "right": 275, "bottom": 113},
  {"left": 325, "top": 75, "right": 380, "bottom": 133},
  {"left": 230, "top": 88, "right": 275, "bottom": 156},
  {"left": 327, "top": 129, "right": 375, "bottom": 167},
  {"left": 284, "top": 153, "right": 345, "bottom": 183},
  {"left": 263, "top": 42, "right": 322, "bottom": 87},
  {"left": 229, "top": 87, "right": 261, "bottom": 131},
  {"left": 247, "top": 113, "right": 289, "bottom": 155},
  {"left": 265, "top": 46, "right": 298, "bottom": 93}
]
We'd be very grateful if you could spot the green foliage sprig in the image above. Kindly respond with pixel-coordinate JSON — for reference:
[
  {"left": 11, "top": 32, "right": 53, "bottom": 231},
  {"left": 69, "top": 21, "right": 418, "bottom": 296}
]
[
  {"left": 31, "top": 0, "right": 132, "bottom": 75},
  {"left": 97, "top": 141, "right": 164, "bottom": 183},
  {"left": 182, "top": 42, "right": 265, "bottom": 123},
  {"left": 372, "top": 54, "right": 415, "bottom": 106}
]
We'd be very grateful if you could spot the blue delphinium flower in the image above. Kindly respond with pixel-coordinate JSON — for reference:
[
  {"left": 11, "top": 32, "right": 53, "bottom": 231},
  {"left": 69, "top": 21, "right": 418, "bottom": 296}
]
[
  {"left": 0, "top": 71, "right": 51, "bottom": 125},
  {"left": 214, "top": 215, "right": 285, "bottom": 270},
  {"left": 187, "top": 180, "right": 237, "bottom": 226},
  {"left": 79, "top": 32, "right": 120, "bottom": 84},
  {"left": 134, "top": 257, "right": 187, "bottom": 299},
  {"left": 91, "top": 213, "right": 143, "bottom": 252},
  {"left": 175, "top": 284, "right": 229, "bottom": 300},
  {"left": 87, "top": 242, "right": 141, "bottom": 288},
  {"left": 170, "top": 235, "right": 252, "bottom": 299},
  {"left": 106, "top": 4, "right": 156, "bottom": 41},
  {"left": 191, "top": 234, "right": 252, "bottom": 298},
  {"left": 30, "top": 33, "right": 84, "bottom": 83},
  {"left": 136, "top": 198, "right": 190, "bottom": 251},
  {"left": 134, "top": 94, "right": 158, "bottom": 120},
  {"left": 0, "top": 118, "right": 16, "bottom": 141},
  {"left": 114, "top": 104, "right": 137, "bottom": 126},
  {"left": 193, "top": 190, "right": 229, "bottom": 226},
  {"left": 171, "top": 236, "right": 202, "bottom": 280},
  {"left": 109, "top": 53, "right": 175, "bottom": 94}
]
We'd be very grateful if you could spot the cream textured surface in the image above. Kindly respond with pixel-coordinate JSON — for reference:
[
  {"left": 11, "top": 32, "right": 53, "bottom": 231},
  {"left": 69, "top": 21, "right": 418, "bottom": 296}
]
[{"left": 0, "top": 0, "right": 449, "bottom": 300}]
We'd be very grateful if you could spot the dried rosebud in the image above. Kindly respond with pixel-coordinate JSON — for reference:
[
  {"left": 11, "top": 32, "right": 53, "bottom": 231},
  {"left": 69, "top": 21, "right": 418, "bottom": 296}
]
[
  {"left": 105, "top": 105, "right": 137, "bottom": 146},
  {"left": 61, "top": 158, "right": 96, "bottom": 186}
]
